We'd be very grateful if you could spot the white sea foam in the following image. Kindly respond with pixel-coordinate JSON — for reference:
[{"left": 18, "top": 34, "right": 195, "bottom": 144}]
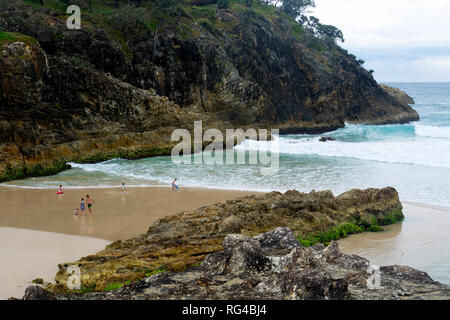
[
  {"left": 235, "top": 133, "right": 450, "bottom": 168},
  {"left": 414, "top": 124, "right": 450, "bottom": 139}
]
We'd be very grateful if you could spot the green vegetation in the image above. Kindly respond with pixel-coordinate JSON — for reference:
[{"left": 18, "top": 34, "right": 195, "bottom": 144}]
[
  {"left": 9, "top": 0, "right": 337, "bottom": 47},
  {"left": 298, "top": 222, "right": 364, "bottom": 247},
  {"left": 298, "top": 210, "right": 405, "bottom": 247},
  {"left": 32, "top": 278, "right": 44, "bottom": 285},
  {"left": 379, "top": 209, "right": 404, "bottom": 226},
  {"left": 0, "top": 162, "right": 72, "bottom": 183},
  {"left": 144, "top": 266, "right": 166, "bottom": 278},
  {"left": 0, "top": 31, "right": 37, "bottom": 45},
  {"left": 100, "top": 267, "right": 165, "bottom": 292},
  {"left": 103, "top": 280, "right": 131, "bottom": 292}
]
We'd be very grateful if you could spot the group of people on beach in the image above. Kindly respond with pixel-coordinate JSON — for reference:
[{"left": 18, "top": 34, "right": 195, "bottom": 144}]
[
  {"left": 73, "top": 195, "right": 94, "bottom": 216},
  {"left": 58, "top": 179, "right": 180, "bottom": 216}
]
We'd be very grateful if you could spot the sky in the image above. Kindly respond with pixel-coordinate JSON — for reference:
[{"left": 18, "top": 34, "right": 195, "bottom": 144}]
[{"left": 310, "top": 0, "right": 450, "bottom": 82}]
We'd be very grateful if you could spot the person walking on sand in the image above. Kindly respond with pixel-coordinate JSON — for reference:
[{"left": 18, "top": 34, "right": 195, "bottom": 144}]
[
  {"left": 172, "top": 178, "right": 180, "bottom": 191},
  {"left": 86, "top": 195, "right": 94, "bottom": 215},
  {"left": 80, "top": 198, "right": 86, "bottom": 216},
  {"left": 121, "top": 182, "right": 126, "bottom": 192}
]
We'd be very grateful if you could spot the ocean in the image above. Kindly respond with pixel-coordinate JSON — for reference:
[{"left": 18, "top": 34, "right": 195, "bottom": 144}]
[{"left": 5, "top": 83, "right": 450, "bottom": 207}]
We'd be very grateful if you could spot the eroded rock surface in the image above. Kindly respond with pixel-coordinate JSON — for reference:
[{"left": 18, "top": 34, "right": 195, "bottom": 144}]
[
  {"left": 23, "top": 228, "right": 450, "bottom": 300},
  {"left": 39, "top": 187, "right": 404, "bottom": 292}
]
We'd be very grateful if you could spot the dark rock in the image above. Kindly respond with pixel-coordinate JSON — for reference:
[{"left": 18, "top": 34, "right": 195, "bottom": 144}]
[
  {"left": 380, "top": 84, "right": 415, "bottom": 105},
  {"left": 22, "top": 228, "right": 450, "bottom": 300},
  {"left": 319, "top": 137, "right": 336, "bottom": 142}
]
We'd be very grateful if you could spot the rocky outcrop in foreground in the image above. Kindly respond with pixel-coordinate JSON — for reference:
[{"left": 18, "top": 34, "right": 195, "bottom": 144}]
[
  {"left": 42, "top": 187, "right": 404, "bottom": 293},
  {"left": 23, "top": 228, "right": 450, "bottom": 300}
]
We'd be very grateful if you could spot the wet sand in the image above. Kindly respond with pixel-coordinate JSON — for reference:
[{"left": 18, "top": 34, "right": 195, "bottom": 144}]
[
  {"left": 0, "top": 227, "right": 110, "bottom": 300},
  {"left": 0, "top": 186, "right": 260, "bottom": 241},
  {"left": 338, "top": 201, "right": 450, "bottom": 284},
  {"left": 0, "top": 186, "right": 259, "bottom": 299}
]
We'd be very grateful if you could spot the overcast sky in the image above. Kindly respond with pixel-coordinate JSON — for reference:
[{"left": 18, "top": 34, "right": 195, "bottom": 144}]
[{"left": 310, "top": 0, "right": 450, "bottom": 82}]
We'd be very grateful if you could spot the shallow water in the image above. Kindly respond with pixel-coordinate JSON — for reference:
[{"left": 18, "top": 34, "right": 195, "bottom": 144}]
[{"left": 339, "top": 202, "right": 450, "bottom": 284}]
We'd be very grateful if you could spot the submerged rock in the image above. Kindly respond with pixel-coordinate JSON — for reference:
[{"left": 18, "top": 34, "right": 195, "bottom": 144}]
[
  {"left": 23, "top": 228, "right": 450, "bottom": 300},
  {"left": 319, "top": 137, "right": 336, "bottom": 142}
]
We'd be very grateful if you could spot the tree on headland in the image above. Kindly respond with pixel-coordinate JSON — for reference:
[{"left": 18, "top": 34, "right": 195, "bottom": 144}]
[
  {"left": 281, "top": 0, "right": 315, "bottom": 19},
  {"left": 305, "top": 16, "right": 344, "bottom": 43}
]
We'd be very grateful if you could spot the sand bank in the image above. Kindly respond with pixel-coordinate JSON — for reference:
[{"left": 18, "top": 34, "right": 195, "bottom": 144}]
[
  {"left": 0, "top": 186, "right": 259, "bottom": 241},
  {"left": 338, "top": 201, "right": 450, "bottom": 284},
  {"left": 0, "top": 227, "right": 110, "bottom": 299}
]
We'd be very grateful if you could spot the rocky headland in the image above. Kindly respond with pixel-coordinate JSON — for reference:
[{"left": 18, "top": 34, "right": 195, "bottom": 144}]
[
  {"left": 21, "top": 185, "right": 450, "bottom": 300},
  {"left": 17, "top": 186, "right": 450, "bottom": 300},
  {"left": 0, "top": 1, "right": 418, "bottom": 182}
]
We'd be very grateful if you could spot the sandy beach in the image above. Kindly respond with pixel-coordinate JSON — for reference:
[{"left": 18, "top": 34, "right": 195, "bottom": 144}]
[
  {"left": 0, "top": 186, "right": 259, "bottom": 241},
  {"left": 0, "top": 227, "right": 110, "bottom": 300},
  {"left": 0, "top": 186, "right": 259, "bottom": 299}
]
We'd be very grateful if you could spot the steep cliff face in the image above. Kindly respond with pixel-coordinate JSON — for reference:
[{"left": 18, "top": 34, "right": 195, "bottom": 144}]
[{"left": 0, "top": 1, "right": 419, "bottom": 181}]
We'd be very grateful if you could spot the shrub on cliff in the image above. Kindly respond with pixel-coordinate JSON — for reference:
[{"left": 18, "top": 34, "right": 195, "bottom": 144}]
[{"left": 106, "top": 6, "right": 151, "bottom": 35}]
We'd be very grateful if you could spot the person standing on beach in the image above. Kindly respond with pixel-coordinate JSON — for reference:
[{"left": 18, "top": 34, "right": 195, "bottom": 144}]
[
  {"left": 172, "top": 178, "right": 180, "bottom": 191},
  {"left": 80, "top": 198, "right": 86, "bottom": 216},
  {"left": 86, "top": 195, "right": 94, "bottom": 215},
  {"left": 57, "top": 185, "right": 64, "bottom": 194},
  {"left": 121, "top": 182, "right": 126, "bottom": 192}
]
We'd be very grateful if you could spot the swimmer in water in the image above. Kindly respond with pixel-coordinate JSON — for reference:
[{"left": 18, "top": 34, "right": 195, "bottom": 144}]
[{"left": 171, "top": 178, "right": 180, "bottom": 191}]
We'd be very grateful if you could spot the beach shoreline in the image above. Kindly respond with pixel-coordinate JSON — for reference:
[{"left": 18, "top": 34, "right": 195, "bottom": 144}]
[
  {"left": 0, "top": 186, "right": 262, "bottom": 241},
  {"left": 338, "top": 201, "right": 450, "bottom": 284}
]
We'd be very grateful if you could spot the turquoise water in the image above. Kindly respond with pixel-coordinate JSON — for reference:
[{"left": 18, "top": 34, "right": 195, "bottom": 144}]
[{"left": 4, "top": 83, "right": 450, "bottom": 207}]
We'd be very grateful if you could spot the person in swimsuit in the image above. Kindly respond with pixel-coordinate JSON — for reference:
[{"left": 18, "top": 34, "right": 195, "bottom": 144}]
[
  {"left": 80, "top": 198, "right": 86, "bottom": 216},
  {"left": 121, "top": 182, "right": 126, "bottom": 192},
  {"left": 171, "top": 178, "right": 180, "bottom": 191},
  {"left": 86, "top": 195, "right": 94, "bottom": 214},
  {"left": 57, "top": 185, "right": 64, "bottom": 194}
]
